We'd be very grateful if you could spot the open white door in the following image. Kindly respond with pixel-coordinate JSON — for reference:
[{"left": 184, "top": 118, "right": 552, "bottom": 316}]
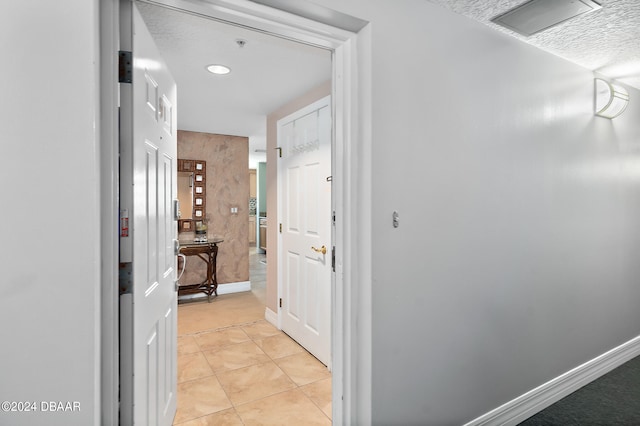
[
  {"left": 119, "top": 2, "right": 178, "bottom": 425},
  {"left": 278, "top": 96, "right": 332, "bottom": 367}
]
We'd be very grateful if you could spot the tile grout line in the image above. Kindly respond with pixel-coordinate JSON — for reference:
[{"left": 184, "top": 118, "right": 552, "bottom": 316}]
[
  {"left": 205, "top": 344, "right": 243, "bottom": 424},
  {"left": 179, "top": 317, "right": 268, "bottom": 338}
]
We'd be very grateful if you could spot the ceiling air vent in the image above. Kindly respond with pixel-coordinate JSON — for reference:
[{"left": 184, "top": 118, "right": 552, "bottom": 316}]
[{"left": 491, "top": 0, "right": 602, "bottom": 37}]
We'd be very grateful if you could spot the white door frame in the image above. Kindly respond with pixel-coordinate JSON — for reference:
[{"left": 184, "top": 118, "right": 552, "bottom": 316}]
[
  {"left": 99, "top": 0, "right": 122, "bottom": 424},
  {"left": 100, "top": 1, "right": 372, "bottom": 424}
]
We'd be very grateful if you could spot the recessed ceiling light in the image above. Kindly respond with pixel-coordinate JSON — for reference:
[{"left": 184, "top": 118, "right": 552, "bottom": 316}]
[{"left": 206, "top": 64, "right": 231, "bottom": 75}]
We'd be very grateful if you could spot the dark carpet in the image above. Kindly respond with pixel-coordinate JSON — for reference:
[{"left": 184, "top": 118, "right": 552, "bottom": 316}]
[{"left": 518, "top": 355, "right": 640, "bottom": 425}]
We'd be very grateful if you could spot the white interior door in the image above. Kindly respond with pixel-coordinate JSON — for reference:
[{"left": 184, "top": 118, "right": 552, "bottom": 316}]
[
  {"left": 278, "top": 96, "right": 332, "bottom": 366},
  {"left": 120, "top": 2, "right": 178, "bottom": 425}
]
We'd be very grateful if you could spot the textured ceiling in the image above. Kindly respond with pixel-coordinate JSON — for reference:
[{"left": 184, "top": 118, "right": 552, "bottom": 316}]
[
  {"left": 138, "top": 0, "right": 639, "bottom": 161},
  {"left": 425, "top": 0, "right": 640, "bottom": 89},
  {"left": 137, "top": 2, "right": 331, "bottom": 166}
]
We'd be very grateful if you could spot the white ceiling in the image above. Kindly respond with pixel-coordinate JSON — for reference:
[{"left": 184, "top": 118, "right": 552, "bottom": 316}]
[
  {"left": 425, "top": 0, "right": 640, "bottom": 89},
  {"left": 137, "top": 2, "right": 332, "bottom": 167}
]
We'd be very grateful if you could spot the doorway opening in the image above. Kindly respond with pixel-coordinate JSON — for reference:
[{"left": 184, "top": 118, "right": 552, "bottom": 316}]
[
  {"left": 136, "top": 1, "right": 335, "bottom": 422},
  {"left": 103, "top": 1, "right": 366, "bottom": 424}
]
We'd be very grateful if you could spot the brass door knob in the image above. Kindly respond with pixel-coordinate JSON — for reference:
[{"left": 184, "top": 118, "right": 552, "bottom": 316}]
[{"left": 311, "top": 245, "right": 327, "bottom": 255}]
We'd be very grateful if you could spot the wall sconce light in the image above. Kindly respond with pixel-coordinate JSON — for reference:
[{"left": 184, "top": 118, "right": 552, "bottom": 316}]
[{"left": 594, "top": 78, "right": 629, "bottom": 119}]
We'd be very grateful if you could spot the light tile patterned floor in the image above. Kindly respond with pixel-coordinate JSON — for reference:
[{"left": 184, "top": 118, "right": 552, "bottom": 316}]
[{"left": 174, "top": 248, "right": 332, "bottom": 425}]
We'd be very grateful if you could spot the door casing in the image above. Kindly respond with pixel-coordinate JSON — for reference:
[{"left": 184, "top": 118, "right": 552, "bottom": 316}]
[{"left": 100, "top": 1, "right": 372, "bottom": 424}]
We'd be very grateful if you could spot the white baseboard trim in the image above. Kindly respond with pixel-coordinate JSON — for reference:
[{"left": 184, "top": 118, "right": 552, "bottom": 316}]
[
  {"left": 178, "top": 281, "right": 251, "bottom": 301},
  {"left": 464, "top": 335, "right": 640, "bottom": 426},
  {"left": 265, "top": 307, "right": 279, "bottom": 329},
  {"left": 217, "top": 281, "right": 251, "bottom": 295}
]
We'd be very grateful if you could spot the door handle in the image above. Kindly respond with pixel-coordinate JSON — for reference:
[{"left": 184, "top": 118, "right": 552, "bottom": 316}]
[
  {"left": 175, "top": 253, "right": 186, "bottom": 292},
  {"left": 176, "top": 254, "right": 186, "bottom": 282},
  {"left": 311, "top": 245, "right": 327, "bottom": 255}
]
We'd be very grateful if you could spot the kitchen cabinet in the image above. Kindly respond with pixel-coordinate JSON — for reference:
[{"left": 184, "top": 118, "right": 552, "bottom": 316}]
[
  {"left": 259, "top": 217, "right": 267, "bottom": 252},
  {"left": 248, "top": 216, "right": 256, "bottom": 244},
  {"left": 249, "top": 169, "right": 257, "bottom": 198}
]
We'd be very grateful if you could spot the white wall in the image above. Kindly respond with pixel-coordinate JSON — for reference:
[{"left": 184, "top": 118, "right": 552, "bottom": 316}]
[
  {"left": 314, "top": 0, "right": 640, "bottom": 424},
  {"left": 0, "top": 2, "right": 101, "bottom": 425}
]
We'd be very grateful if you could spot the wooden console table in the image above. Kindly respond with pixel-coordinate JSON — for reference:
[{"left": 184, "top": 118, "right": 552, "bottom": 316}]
[{"left": 178, "top": 239, "right": 223, "bottom": 302}]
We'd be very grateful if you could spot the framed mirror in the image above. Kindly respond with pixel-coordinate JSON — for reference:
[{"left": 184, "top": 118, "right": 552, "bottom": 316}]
[
  {"left": 178, "top": 172, "right": 193, "bottom": 218},
  {"left": 178, "top": 159, "right": 206, "bottom": 232}
]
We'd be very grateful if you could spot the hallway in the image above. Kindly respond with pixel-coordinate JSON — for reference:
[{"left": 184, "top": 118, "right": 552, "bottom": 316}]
[{"left": 174, "top": 249, "right": 332, "bottom": 425}]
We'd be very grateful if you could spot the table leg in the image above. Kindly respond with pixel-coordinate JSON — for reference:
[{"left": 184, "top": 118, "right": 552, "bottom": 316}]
[
  {"left": 207, "top": 252, "right": 213, "bottom": 302},
  {"left": 211, "top": 245, "right": 218, "bottom": 297}
]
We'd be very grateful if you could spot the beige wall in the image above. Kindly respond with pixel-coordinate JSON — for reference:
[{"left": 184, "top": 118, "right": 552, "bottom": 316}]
[
  {"left": 178, "top": 130, "right": 249, "bottom": 286},
  {"left": 265, "top": 81, "right": 332, "bottom": 312}
]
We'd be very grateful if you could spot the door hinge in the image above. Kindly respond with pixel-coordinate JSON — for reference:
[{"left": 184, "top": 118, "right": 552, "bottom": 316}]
[
  {"left": 279, "top": 223, "right": 282, "bottom": 233},
  {"left": 118, "top": 51, "right": 132, "bottom": 83},
  {"left": 275, "top": 147, "right": 282, "bottom": 158},
  {"left": 332, "top": 246, "right": 336, "bottom": 272},
  {"left": 332, "top": 210, "right": 336, "bottom": 225},
  {"left": 279, "top": 298, "right": 283, "bottom": 308}
]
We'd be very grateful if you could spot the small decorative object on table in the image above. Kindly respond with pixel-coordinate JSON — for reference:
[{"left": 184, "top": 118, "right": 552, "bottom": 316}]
[{"left": 194, "top": 222, "right": 207, "bottom": 243}]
